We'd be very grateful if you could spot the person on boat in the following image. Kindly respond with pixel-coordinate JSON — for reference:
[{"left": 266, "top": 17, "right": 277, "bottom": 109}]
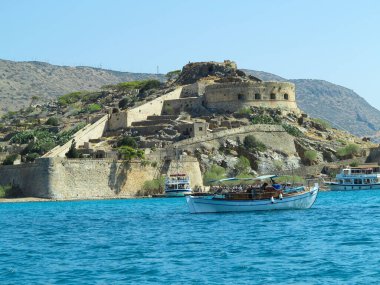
[
  {"left": 261, "top": 182, "right": 268, "bottom": 190},
  {"left": 272, "top": 179, "right": 282, "bottom": 190}
]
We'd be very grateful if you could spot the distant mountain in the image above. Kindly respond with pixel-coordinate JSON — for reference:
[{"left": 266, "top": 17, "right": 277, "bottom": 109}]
[
  {"left": 0, "top": 59, "right": 164, "bottom": 114},
  {"left": 244, "top": 69, "right": 380, "bottom": 139}
]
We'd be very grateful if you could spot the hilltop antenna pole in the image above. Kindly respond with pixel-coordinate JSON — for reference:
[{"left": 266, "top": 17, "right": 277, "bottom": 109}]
[{"left": 157, "top": 65, "right": 159, "bottom": 75}]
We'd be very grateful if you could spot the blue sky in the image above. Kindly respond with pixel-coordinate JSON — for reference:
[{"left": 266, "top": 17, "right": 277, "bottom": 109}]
[{"left": 2, "top": 0, "right": 380, "bottom": 109}]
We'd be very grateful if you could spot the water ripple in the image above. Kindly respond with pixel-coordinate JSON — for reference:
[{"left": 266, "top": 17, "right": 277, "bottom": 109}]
[{"left": 0, "top": 192, "right": 379, "bottom": 283}]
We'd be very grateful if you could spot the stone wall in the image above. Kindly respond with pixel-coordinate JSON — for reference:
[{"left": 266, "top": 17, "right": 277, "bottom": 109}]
[
  {"left": 108, "top": 87, "right": 183, "bottom": 130},
  {"left": 162, "top": 97, "right": 202, "bottom": 115},
  {"left": 204, "top": 81, "right": 298, "bottom": 112},
  {"left": 44, "top": 114, "right": 109, "bottom": 158},
  {"left": 173, "top": 124, "right": 296, "bottom": 155},
  {"left": 0, "top": 156, "right": 203, "bottom": 199},
  {"left": 0, "top": 158, "right": 52, "bottom": 197}
]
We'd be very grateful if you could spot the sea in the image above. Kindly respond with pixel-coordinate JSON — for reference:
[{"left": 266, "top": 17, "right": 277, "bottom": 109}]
[{"left": 1, "top": 191, "right": 380, "bottom": 284}]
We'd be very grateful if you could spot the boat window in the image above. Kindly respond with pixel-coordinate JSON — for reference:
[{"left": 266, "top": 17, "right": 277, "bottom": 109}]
[
  {"left": 354, "top": 179, "right": 361, "bottom": 184},
  {"left": 344, "top": 179, "right": 351, "bottom": 184}
]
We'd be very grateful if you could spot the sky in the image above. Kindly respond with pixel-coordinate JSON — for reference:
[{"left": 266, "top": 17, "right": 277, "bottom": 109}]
[{"left": 1, "top": 0, "right": 380, "bottom": 109}]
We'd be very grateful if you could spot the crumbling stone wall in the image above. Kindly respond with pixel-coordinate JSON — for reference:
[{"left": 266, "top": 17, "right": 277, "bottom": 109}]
[{"left": 108, "top": 87, "right": 183, "bottom": 130}]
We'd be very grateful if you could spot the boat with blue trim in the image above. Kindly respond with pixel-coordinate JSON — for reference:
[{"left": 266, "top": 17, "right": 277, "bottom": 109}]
[
  {"left": 186, "top": 175, "right": 319, "bottom": 213},
  {"left": 325, "top": 167, "right": 380, "bottom": 191}
]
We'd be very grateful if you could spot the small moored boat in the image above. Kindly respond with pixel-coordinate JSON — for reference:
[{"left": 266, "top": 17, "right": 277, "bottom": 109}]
[{"left": 186, "top": 175, "right": 319, "bottom": 213}]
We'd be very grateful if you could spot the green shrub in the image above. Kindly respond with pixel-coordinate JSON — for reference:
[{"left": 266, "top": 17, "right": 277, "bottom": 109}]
[
  {"left": 2, "top": 154, "right": 18, "bottom": 165},
  {"left": 118, "top": 146, "right": 144, "bottom": 161},
  {"left": 56, "top": 123, "right": 86, "bottom": 146},
  {"left": 2, "top": 111, "right": 17, "bottom": 120},
  {"left": 22, "top": 137, "right": 56, "bottom": 155},
  {"left": 243, "top": 135, "right": 267, "bottom": 152},
  {"left": 81, "top": 92, "right": 103, "bottom": 103},
  {"left": 349, "top": 160, "right": 359, "bottom": 167},
  {"left": 0, "top": 184, "right": 22, "bottom": 198},
  {"left": 58, "top": 92, "right": 84, "bottom": 106},
  {"left": 234, "top": 156, "right": 251, "bottom": 175},
  {"left": 25, "top": 152, "right": 40, "bottom": 162},
  {"left": 282, "top": 124, "right": 303, "bottom": 137},
  {"left": 237, "top": 107, "right": 252, "bottom": 116},
  {"left": 252, "top": 114, "right": 281, "bottom": 125},
  {"left": 112, "top": 80, "right": 162, "bottom": 93},
  {"left": 142, "top": 176, "right": 165, "bottom": 195},
  {"left": 311, "top": 118, "right": 331, "bottom": 129},
  {"left": 304, "top": 150, "right": 318, "bottom": 164},
  {"left": 86, "top": 103, "right": 102, "bottom": 113},
  {"left": 45, "top": 117, "right": 59, "bottom": 126},
  {"left": 203, "top": 164, "right": 226, "bottom": 185},
  {"left": 117, "top": 136, "right": 138, "bottom": 148},
  {"left": 337, "top": 144, "right": 360, "bottom": 159},
  {"left": 118, "top": 98, "right": 129, "bottom": 109}
]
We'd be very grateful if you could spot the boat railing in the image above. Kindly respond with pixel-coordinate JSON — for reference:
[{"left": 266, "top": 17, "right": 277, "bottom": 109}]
[{"left": 165, "top": 178, "right": 190, "bottom": 183}]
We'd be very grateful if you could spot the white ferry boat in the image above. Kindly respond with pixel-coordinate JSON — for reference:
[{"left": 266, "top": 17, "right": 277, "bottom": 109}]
[
  {"left": 325, "top": 167, "right": 380, "bottom": 191},
  {"left": 165, "top": 173, "right": 192, "bottom": 197}
]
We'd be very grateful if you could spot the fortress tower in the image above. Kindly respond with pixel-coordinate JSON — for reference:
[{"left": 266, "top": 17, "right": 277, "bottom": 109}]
[{"left": 204, "top": 81, "right": 298, "bottom": 112}]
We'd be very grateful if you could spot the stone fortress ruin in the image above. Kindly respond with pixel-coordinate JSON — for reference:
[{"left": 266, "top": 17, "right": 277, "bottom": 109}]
[
  {"left": 204, "top": 81, "right": 297, "bottom": 112},
  {"left": 0, "top": 60, "right": 302, "bottom": 200}
]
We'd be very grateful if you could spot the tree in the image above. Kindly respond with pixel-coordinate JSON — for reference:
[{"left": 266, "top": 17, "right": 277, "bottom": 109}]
[{"left": 65, "top": 140, "right": 80, "bottom": 158}]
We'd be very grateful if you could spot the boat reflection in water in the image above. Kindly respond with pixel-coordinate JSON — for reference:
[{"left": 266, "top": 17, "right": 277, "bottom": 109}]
[{"left": 186, "top": 175, "right": 319, "bottom": 213}]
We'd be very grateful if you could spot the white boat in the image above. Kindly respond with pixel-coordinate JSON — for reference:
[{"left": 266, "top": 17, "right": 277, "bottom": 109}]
[
  {"left": 186, "top": 175, "right": 319, "bottom": 213},
  {"left": 165, "top": 173, "right": 192, "bottom": 197},
  {"left": 325, "top": 167, "right": 380, "bottom": 191}
]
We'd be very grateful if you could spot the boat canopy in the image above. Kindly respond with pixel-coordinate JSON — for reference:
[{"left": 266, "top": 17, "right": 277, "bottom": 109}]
[{"left": 208, "top": 175, "right": 278, "bottom": 183}]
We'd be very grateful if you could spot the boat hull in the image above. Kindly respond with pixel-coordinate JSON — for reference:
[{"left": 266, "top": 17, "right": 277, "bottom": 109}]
[
  {"left": 186, "top": 187, "right": 319, "bottom": 213},
  {"left": 328, "top": 183, "right": 380, "bottom": 191},
  {"left": 165, "top": 189, "right": 192, "bottom": 197}
]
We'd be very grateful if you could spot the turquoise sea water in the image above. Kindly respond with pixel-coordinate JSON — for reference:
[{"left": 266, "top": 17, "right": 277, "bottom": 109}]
[{"left": 1, "top": 191, "right": 380, "bottom": 284}]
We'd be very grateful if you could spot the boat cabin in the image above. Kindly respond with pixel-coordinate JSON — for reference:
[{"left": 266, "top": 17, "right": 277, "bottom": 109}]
[{"left": 336, "top": 168, "right": 378, "bottom": 185}]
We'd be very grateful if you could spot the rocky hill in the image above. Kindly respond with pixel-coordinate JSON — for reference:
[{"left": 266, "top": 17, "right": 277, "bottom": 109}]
[
  {"left": 1, "top": 58, "right": 380, "bottom": 139},
  {"left": 244, "top": 70, "right": 380, "bottom": 139},
  {"left": 0, "top": 59, "right": 164, "bottom": 114}
]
